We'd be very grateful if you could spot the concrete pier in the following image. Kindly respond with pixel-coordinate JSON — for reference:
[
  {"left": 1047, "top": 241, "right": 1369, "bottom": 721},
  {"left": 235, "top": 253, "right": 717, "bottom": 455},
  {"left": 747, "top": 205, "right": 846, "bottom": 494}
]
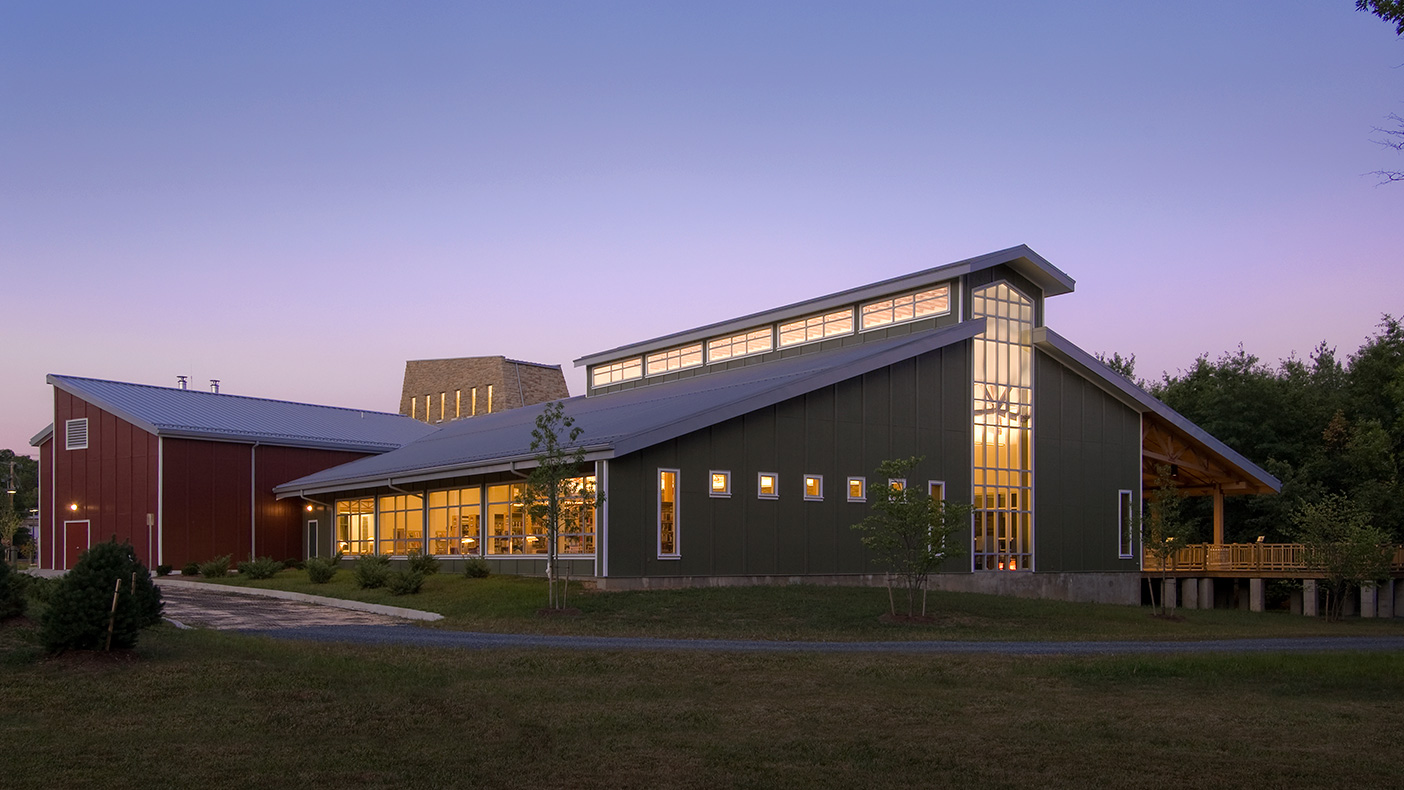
[
  {"left": 1198, "top": 578, "right": 1214, "bottom": 610},
  {"left": 1249, "top": 578, "right": 1264, "bottom": 613},
  {"left": 1180, "top": 578, "right": 1198, "bottom": 610},
  {"left": 1162, "top": 577, "right": 1177, "bottom": 611},
  {"left": 1303, "top": 579, "right": 1318, "bottom": 617},
  {"left": 1362, "top": 583, "right": 1378, "bottom": 618}
]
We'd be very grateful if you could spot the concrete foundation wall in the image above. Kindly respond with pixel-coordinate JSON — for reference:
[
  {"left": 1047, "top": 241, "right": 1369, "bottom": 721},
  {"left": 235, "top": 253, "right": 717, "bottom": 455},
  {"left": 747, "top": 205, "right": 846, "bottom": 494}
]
[{"left": 595, "top": 571, "right": 1140, "bottom": 605}]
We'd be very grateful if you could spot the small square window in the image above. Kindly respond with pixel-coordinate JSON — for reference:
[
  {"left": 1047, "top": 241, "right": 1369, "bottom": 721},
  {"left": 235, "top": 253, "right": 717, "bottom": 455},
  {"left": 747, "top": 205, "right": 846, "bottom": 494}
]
[
  {"left": 710, "top": 471, "right": 731, "bottom": 498},
  {"left": 758, "top": 473, "right": 778, "bottom": 499},
  {"left": 928, "top": 481, "right": 945, "bottom": 501},
  {"left": 803, "top": 475, "right": 823, "bottom": 501},
  {"left": 889, "top": 478, "right": 906, "bottom": 492},
  {"left": 847, "top": 477, "right": 865, "bottom": 502}
]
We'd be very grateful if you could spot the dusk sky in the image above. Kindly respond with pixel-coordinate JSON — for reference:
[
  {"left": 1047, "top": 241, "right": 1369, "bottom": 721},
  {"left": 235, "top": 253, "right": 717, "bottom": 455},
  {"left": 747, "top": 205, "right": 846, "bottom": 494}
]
[{"left": 3, "top": 2, "right": 1401, "bottom": 457}]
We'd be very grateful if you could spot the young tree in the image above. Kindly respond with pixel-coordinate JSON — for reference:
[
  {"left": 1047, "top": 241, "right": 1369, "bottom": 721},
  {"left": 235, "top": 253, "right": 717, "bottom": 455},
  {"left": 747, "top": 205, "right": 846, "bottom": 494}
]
[
  {"left": 524, "top": 401, "right": 602, "bottom": 610},
  {"left": 1141, "top": 464, "right": 1195, "bottom": 616},
  {"left": 851, "top": 457, "right": 969, "bottom": 618},
  {"left": 1291, "top": 493, "right": 1393, "bottom": 621},
  {"left": 41, "top": 539, "right": 163, "bottom": 652}
]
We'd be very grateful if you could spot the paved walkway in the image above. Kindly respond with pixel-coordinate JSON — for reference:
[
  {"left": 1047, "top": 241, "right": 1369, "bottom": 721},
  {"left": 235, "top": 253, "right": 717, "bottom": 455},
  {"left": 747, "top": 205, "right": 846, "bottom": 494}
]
[{"left": 159, "top": 583, "right": 413, "bottom": 630}]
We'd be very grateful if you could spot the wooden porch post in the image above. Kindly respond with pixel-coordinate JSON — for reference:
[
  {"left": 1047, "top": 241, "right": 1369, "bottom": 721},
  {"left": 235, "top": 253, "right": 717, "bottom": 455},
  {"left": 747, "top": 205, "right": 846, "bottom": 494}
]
[{"left": 1212, "top": 485, "right": 1224, "bottom": 545}]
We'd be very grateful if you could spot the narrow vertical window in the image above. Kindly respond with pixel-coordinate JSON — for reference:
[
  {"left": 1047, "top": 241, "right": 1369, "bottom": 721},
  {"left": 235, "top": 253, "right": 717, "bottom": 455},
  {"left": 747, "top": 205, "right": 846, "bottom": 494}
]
[
  {"left": 758, "top": 473, "right": 778, "bottom": 499},
  {"left": 487, "top": 385, "right": 494, "bottom": 413},
  {"left": 456, "top": 390, "right": 461, "bottom": 419},
  {"left": 710, "top": 471, "right": 731, "bottom": 498},
  {"left": 659, "top": 469, "right": 679, "bottom": 557},
  {"left": 440, "top": 392, "right": 446, "bottom": 421},
  {"left": 1118, "top": 490, "right": 1135, "bottom": 558},
  {"left": 929, "top": 481, "right": 945, "bottom": 501},
  {"left": 847, "top": 477, "right": 866, "bottom": 502},
  {"left": 803, "top": 475, "right": 823, "bottom": 501},
  {"left": 471, "top": 387, "right": 478, "bottom": 416},
  {"left": 410, "top": 397, "right": 417, "bottom": 420}
]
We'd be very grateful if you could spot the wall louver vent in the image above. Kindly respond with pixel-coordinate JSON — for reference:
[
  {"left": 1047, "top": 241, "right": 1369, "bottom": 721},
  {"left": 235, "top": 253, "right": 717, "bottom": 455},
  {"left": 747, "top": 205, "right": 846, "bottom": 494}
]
[{"left": 65, "top": 418, "right": 89, "bottom": 450}]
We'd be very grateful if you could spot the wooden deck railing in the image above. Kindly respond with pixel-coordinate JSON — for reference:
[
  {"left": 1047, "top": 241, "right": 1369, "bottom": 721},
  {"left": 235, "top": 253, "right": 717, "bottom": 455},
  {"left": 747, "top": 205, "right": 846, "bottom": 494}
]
[{"left": 1142, "top": 543, "right": 1404, "bottom": 575}]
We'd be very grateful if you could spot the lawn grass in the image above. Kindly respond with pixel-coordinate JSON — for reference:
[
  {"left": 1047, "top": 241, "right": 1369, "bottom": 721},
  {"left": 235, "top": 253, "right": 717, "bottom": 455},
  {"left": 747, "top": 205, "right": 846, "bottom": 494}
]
[
  {"left": 187, "top": 569, "right": 1404, "bottom": 642},
  {"left": 2, "top": 618, "right": 1402, "bottom": 789}
]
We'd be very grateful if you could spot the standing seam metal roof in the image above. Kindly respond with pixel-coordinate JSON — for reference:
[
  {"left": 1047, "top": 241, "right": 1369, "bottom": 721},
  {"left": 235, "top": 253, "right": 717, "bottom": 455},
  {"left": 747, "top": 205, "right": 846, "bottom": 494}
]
[{"left": 47, "top": 375, "right": 437, "bottom": 452}]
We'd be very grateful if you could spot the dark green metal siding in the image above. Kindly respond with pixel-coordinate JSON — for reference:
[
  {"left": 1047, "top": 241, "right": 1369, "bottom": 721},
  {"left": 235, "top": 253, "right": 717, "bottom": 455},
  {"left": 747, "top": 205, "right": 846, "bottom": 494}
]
[
  {"left": 603, "top": 344, "right": 973, "bottom": 578},
  {"left": 1033, "top": 350, "right": 1141, "bottom": 572}
]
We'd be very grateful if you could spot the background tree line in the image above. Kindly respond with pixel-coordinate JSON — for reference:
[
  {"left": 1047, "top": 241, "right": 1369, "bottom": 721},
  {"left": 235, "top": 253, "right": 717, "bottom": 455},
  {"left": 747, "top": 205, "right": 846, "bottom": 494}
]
[{"left": 1110, "top": 315, "right": 1403, "bottom": 545}]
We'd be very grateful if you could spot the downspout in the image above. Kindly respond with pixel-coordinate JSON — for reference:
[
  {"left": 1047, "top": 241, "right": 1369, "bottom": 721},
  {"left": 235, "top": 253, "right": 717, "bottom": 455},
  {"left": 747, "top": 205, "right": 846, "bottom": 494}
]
[{"left": 157, "top": 437, "right": 165, "bottom": 568}]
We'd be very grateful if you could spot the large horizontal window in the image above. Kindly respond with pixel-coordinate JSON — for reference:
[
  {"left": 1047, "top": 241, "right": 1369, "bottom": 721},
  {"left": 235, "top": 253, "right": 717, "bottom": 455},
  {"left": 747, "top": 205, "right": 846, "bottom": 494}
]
[
  {"left": 779, "top": 308, "right": 854, "bottom": 347},
  {"left": 646, "top": 344, "right": 704, "bottom": 376},
  {"left": 427, "top": 487, "right": 482, "bottom": 556},
  {"left": 592, "top": 358, "right": 642, "bottom": 387},
  {"left": 861, "top": 285, "right": 951, "bottom": 330},
  {"left": 707, "top": 327, "right": 773, "bottom": 362},
  {"left": 485, "top": 479, "right": 596, "bottom": 556}
]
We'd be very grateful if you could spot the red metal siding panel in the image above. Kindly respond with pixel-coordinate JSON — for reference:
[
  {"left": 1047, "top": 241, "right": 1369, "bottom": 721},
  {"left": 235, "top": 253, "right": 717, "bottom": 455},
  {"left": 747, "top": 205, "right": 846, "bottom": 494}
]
[
  {"left": 253, "top": 447, "right": 368, "bottom": 561},
  {"left": 161, "top": 438, "right": 254, "bottom": 567},
  {"left": 38, "top": 438, "right": 52, "bottom": 568}
]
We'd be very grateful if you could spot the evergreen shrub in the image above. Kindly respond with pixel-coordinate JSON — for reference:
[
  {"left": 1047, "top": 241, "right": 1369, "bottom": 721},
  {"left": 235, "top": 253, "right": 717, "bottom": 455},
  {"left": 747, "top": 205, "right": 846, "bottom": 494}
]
[
  {"left": 306, "top": 554, "right": 341, "bottom": 584},
  {"left": 181, "top": 562, "right": 200, "bottom": 577},
  {"left": 385, "top": 569, "right": 425, "bottom": 596},
  {"left": 40, "top": 539, "right": 163, "bottom": 652},
  {"left": 463, "top": 559, "right": 491, "bottom": 578},
  {"left": 236, "top": 556, "right": 282, "bottom": 580},
  {"left": 406, "top": 549, "right": 439, "bottom": 575},
  {"left": 0, "top": 561, "right": 27, "bottom": 620},
  {"left": 155, "top": 564, "right": 172, "bottom": 577},
  {"left": 281, "top": 557, "right": 306, "bottom": 570},
  {"left": 353, "top": 554, "right": 391, "bottom": 589},
  {"left": 197, "top": 555, "right": 231, "bottom": 578}
]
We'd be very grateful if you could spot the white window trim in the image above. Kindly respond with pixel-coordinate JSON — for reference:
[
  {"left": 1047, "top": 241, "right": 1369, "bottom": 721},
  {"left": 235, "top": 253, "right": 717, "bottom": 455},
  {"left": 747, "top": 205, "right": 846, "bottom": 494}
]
[
  {"left": 928, "top": 480, "right": 945, "bottom": 501},
  {"left": 709, "top": 470, "right": 731, "bottom": 498},
  {"left": 646, "top": 344, "right": 704, "bottom": 377},
  {"left": 777, "top": 307, "right": 856, "bottom": 349},
  {"left": 803, "top": 474, "right": 823, "bottom": 501},
  {"left": 888, "top": 478, "right": 907, "bottom": 491},
  {"left": 1118, "top": 489, "right": 1135, "bottom": 559},
  {"left": 846, "top": 476, "right": 866, "bottom": 502},
  {"left": 705, "top": 326, "right": 775, "bottom": 365},
  {"left": 757, "top": 472, "right": 779, "bottom": 500},
  {"left": 65, "top": 418, "right": 89, "bottom": 451},
  {"left": 658, "top": 468, "right": 680, "bottom": 559}
]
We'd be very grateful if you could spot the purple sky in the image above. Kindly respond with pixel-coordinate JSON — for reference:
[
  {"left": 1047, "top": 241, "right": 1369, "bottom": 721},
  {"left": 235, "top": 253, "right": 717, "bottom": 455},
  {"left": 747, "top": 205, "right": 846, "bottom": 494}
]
[{"left": 3, "top": 2, "right": 1401, "bottom": 457}]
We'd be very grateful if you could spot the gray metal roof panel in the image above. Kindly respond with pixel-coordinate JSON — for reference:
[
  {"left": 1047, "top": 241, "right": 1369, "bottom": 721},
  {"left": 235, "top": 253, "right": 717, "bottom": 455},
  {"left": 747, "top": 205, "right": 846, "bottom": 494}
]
[
  {"left": 276, "top": 321, "right": 985, "bottom": 496},
  {"left": 1031, "top": 329, "right": 1281, "bottom": 493},
  {"left": 30, "top": 423, "right": 53, "bottom": 447},
  {"left": 573, "top": 245, "right": 1074, "bottom": 368},
  {"left": 47, "top": 375, "right": 436, "bottom": 452}
]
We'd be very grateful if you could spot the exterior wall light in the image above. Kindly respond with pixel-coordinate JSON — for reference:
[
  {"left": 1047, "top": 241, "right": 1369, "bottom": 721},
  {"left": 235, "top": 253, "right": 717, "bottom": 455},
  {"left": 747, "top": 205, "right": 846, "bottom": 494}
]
[{"left": 68, "top": 503, "right": 79, "bottom": 512}]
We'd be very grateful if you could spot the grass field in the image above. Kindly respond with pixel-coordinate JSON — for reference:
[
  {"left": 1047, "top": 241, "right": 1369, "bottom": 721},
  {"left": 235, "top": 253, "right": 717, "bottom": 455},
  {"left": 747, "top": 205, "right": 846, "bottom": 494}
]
[
  {"left": 189, "top": 568, "right": 1404, "bottom": 642},
  {"left": 3, "top": 614, "right": 1402, "bottom": 790}
]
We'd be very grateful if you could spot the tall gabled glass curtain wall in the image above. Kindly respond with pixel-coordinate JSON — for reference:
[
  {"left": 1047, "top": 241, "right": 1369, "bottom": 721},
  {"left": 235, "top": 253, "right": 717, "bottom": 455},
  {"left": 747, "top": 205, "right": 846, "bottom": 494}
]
[
  {"left": 972, "top": 283, "right": 1034, "bottom": 571},
  {"left": 334, "top": 477, "right": 596, "bottom": 557}
]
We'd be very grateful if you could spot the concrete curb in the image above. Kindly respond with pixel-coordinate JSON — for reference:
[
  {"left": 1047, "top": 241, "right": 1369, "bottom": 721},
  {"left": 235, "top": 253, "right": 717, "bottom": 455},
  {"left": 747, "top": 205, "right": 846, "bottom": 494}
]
[{"left": 154, "top": 578, "right": 444, "bottom": 622}]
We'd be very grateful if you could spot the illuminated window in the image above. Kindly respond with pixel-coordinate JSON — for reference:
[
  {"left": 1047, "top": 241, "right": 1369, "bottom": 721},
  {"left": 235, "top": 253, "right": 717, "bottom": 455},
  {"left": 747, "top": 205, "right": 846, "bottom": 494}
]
[
  {"left": 335, "top": 498, "right": 375, "bottom": 555},
  {"left": 1118, "top": 490, "right": 1135, "bottom": 558},
  {"left": 410, "top": 397, "right": 417, "bottom": 420},
  {"left": 481, "top": 479, "right": 595, "bottom": 556},
  {"left": 592, "top": 358, "right": 643, "bottom": 387},
  {"left": 378, "top": 493, "right": 424, "bottom": 555},
  {"left": 972, "top": 282, "right": 1035, "bottom": 572},
  {"left": 861, "top": 286, "right": 951, "bottom": 330},
  {"left": 803, "top": 475, "right": 823, "bottom": 501},
  {"left": 779, "top": 308, "right": 854, "bottom": 347},
  {"left": 439, "top": 392, "right": 446, "bottom": 422},
  {"left": 929, "top": 481, "right": 945, "bottom": 501},
  {"left": 471, "top": 387, "right": 478, "bottom": 416},
  {"left": 647, "top": 344, "right": 704, "bottom": 376},
  {"left": 487, "top": 384, "right": 494, "bottom": 413},
  {"left": 847, "top": 477, "right": 866, "bottom": 502},
  {"left": 889, "top": 479, "right": 906, "bottom": 491},
  {"left": 455, "top": 390, "right": 461, "bottom": 419},
  {"left": 659, "top": 470, "right": 679, "bottom": 557},
  {"left": 427, "top": 487, "right": 482, "bottom": 556},
  {"left": 707, "top": 327, "right": 773, "bottom": 362},
  {"left": 758, "top": 473, "right": 778, "bottom": 499},
  {"left": 710, "top": 470, "right": 731, "bottom": 498}
]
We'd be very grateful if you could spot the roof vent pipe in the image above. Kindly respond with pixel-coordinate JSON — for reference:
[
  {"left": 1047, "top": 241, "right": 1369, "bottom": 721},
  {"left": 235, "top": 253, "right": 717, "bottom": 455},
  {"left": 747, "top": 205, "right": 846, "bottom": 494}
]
[
  {"left": 210, "top": 379, "right": 220, "bottom": 394},
  {"left": 177, "top": 376, "right": 188, "bottom": 390}
]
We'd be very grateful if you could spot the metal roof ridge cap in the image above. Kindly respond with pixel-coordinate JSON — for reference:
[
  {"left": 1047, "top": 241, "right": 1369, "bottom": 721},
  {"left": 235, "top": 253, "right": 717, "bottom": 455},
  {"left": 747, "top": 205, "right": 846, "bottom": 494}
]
[{"left": 47, "top": 373, "right": 413, "bottom": 419}]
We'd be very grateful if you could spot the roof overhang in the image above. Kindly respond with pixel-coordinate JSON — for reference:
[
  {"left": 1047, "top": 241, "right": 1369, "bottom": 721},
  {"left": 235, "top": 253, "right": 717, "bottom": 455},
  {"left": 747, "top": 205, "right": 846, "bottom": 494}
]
[
  {"left": 574, "top": 245, "right": 1074, "bottom": 369},
  {"left": 1032, "top": 327, "right": 1280, "bottom": 496},
  {"left": 30, "top": 424, "right": 53, "bottom": 447}
]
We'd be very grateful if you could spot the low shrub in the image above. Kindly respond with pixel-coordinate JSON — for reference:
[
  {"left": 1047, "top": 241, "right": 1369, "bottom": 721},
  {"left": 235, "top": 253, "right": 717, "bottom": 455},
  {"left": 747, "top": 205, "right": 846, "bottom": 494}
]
[
  {"left": 236, "top": 556, "right": 282, "bottom": 580},
  {"left": 155, "top": 564, "right": 173, "bottom": 577},
  {"left": 406, "top": 550, "right": 439, "bottom": 576},
  {"left": 385, "top": 569, "right": 425, "bottom": 596},
  {"left": 181, "top": 562, "right": 200, "bottom": 577},
  {"left": 281, "top": 557, "right": 306, "bottom": 570},
  {"left": 197, "top": 555, "right": 232, "bottom": 579},
  {"left": 0, "top": 561, "right": 27, "bottom": 620},
  {"left": 463, "top": 558, "right": 491, "bottom": 578},
  {"left": 306, "top": 554, "right": 341, "bottom": 584},
  {"left": 41, "top": 539, "right": 163, "bottom": 652},
  {"left": 25, "top": 575, "right": 60, "bottom": 605},
  {"left": 353, "top": 554, "right": 391, "bottom": 589}
]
